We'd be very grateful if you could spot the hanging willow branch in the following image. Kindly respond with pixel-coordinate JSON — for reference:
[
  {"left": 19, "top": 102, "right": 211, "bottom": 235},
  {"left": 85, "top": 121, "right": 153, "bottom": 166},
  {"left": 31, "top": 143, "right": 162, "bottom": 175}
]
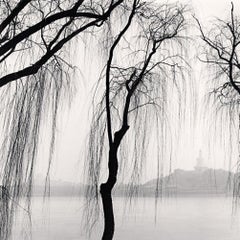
[
  {"left": 85, "top": 1, "right": 188, "bottom": 236},
  {"left": 0, "top": 1, "right": 124, "bottom": 239},
  {"left": 195, "top": 2, "right": 240, "bottom": 206}
]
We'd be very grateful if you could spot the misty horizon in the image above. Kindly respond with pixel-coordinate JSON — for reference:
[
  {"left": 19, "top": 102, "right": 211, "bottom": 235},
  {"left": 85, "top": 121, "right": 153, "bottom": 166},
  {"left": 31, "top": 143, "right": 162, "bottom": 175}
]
[{"left": 1, "top": 0, "right": 240, "bottom": 239}]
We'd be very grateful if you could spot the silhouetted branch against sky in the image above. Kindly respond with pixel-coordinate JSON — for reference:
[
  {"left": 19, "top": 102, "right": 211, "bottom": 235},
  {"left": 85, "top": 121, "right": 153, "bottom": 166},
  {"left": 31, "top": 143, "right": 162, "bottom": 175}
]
[
  {"left": 85, "top": 1, "right": 188, "bottom": 233},
  {"left": 0, "top": 1, "right": 123, "bottom": 239},
  {"left": 195, "top": 2, "right": 240, "bottom": 105},
  {"left": 0, "top": 0, "right": 125, "bottom": 87},
  {"left": 195, "top": 2, "right": 240, "bottom": 204}
]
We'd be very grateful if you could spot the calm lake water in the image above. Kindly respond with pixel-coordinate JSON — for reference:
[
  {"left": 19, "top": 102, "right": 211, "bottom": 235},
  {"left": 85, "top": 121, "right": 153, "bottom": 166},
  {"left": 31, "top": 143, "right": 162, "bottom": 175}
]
[{"left": 11, "top": 196, "right": 240, "bottom": 240}]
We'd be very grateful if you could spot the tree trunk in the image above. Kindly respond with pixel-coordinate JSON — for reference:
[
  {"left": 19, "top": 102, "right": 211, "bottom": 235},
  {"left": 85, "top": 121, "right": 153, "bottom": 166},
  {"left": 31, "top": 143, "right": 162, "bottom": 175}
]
[
  {"left": 100, "top": 183, "right": 114, "bottom": 240},
  {"left": 100, "top": 147, "right": 118, "bottom": 240}
]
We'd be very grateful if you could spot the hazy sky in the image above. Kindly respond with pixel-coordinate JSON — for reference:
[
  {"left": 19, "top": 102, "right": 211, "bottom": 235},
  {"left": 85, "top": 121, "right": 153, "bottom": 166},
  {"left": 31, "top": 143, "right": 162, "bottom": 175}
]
[{"left": 35, "top": 0, "right": 240, "bottom": 183}]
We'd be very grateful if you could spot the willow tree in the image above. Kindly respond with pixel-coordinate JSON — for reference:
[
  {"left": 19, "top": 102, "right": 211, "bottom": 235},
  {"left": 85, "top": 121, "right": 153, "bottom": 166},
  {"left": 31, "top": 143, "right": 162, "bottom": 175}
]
[
  {"left": 86, "top": 1, "right": 187, "bottom": 239},
  {"left": 195, "top": 3, "right": 240, "bottom": 199},
  {"left": 0, "top": 1, "right": 123, "bottom": 239}
]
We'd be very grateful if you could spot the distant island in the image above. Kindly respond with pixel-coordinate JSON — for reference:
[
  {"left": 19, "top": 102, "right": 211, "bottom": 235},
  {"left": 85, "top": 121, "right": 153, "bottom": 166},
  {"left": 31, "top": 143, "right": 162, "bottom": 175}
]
[
  {"left": 32, "top": 168, "right": 235, "bottom": 197},
  {"left": 32, "top": 150, "right": 236, "bottom": 197},
  {"left": 140, "top": 168, "right": 234, "bottom": 197},
  {"left": 138, "top": 150, "right": 235, "bottom": 197}
]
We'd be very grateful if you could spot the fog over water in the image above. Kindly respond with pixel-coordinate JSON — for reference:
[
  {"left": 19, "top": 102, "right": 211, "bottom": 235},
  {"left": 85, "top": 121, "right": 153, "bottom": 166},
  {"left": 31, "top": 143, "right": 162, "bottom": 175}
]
[
  {"left": 12, "top": 197, "right": 240, "bottom": 240},
  {"left": 6, "top": 1, "right": 240, "bottom": 240},
  {"left": 1, "top": 1, "right": 240, "bottom": 240}
]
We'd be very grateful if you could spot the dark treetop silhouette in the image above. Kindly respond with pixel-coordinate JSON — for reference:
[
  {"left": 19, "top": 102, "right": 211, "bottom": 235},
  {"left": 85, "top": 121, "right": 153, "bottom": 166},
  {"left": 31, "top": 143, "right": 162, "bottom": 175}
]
[
  {"left": 85, "top": 1, "right": 187, "bottom": 239},
  {"left": 0, "top": 1, "right": 123, "bottom": 239}
]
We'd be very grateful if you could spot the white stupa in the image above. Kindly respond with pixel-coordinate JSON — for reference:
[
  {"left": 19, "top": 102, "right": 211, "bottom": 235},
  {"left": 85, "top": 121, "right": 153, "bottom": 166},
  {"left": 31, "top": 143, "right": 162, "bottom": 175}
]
[{"left": 194, "top": 150, "right": 208, "bottom": 172}]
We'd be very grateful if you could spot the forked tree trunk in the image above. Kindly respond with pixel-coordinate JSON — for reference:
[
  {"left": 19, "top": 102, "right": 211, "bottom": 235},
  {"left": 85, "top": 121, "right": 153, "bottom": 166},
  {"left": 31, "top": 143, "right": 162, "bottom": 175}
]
[{"left": 100, "top": 147, "right": 118, "bottom": 240}]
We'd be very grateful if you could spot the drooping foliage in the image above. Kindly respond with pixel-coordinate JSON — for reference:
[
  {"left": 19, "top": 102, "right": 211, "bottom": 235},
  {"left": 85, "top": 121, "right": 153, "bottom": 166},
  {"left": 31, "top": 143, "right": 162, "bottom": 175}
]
[
  {"left": 0, "top": 1, "right": 124, "bottom": 239},
  {"left": 85, "top": 0, "right": 189, "bottom": 232},
  {"left": 196, "top": 3, "right": 240, "bottom": 204}
]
